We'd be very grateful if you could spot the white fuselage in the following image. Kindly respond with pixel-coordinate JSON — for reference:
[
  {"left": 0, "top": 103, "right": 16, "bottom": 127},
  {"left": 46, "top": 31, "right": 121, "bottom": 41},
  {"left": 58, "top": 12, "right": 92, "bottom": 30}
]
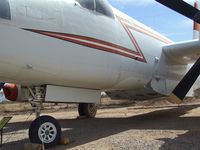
[{"left": 0, "top": 0, "right": 175, "bottom": 98}]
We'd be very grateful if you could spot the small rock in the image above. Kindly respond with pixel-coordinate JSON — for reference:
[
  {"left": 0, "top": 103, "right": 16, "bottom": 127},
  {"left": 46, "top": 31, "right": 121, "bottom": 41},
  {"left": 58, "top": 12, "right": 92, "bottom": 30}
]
[
  {"left": 24, "top": 143, "right": 44, "bottom": 150},
  {"left": 59, "top": 137, "right": 70, "bottom": 145}
]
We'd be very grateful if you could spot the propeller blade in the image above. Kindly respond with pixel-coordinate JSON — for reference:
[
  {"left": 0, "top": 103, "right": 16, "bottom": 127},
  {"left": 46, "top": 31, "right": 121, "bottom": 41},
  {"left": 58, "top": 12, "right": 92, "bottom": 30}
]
[
  {"left": 169, "top": 57, "right": 200, "bottom": 104},
  {"left": 155, "top": 0, "right": 200, "bottom": 24}
]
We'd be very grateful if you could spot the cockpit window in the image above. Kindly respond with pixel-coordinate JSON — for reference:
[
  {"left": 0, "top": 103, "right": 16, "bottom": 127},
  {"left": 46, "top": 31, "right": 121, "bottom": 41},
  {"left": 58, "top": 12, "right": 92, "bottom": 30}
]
[
  {"left": 76, "top": 0, "right": 95, "bottom": 11},
  {"left": 76, "top": 0, "right": 114, "bottom": 18},
  {"left": 0, "top": 0, "right": 11, "bottom": 20},
  {"left": 95, "top": 0, "right": 114, "bottom": 18}
]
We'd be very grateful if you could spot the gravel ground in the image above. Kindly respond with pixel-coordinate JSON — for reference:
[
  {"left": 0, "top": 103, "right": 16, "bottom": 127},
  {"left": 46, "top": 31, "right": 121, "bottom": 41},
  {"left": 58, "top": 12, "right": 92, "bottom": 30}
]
[{"left": 1, "top": 100, "right": 200, "bottom": 150}]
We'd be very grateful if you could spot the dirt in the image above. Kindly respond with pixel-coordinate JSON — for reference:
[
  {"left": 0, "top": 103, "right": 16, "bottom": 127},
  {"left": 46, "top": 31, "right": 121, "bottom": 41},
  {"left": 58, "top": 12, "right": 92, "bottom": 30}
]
[{"left": 1, "top": 98, "right": 200, "bottom": 150}]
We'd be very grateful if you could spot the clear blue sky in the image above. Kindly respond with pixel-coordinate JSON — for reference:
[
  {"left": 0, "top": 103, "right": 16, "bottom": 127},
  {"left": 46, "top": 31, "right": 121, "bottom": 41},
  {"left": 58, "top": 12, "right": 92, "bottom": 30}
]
[{"left": 108, "top": 0, "right": 196, "bottom": 42}]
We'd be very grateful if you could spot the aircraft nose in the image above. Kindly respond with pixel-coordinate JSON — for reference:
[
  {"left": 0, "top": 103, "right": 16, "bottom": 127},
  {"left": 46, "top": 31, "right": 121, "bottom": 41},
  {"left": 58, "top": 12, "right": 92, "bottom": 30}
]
[{"left": 0, "top": 24, "right": 20, "bottom": 83}]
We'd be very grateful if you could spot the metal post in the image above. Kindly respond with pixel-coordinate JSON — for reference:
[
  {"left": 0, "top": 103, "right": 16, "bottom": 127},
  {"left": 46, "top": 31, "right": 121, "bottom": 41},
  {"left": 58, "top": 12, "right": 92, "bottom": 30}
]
[{"left": 1, "top": 129, "right": 3, "bottom": 146}]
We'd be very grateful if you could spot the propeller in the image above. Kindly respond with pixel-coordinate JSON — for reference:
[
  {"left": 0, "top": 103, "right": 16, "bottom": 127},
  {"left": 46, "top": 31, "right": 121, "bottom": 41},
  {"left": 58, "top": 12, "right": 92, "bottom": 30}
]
[
  {"left": 155, "top": 0, "right": 200, "bottom": 103},
  {"left": 155, "top": 0, "right": 200, "bottom": 24},
  {"left": 169, "top": 57, "right": 200, "bottom": 104}
]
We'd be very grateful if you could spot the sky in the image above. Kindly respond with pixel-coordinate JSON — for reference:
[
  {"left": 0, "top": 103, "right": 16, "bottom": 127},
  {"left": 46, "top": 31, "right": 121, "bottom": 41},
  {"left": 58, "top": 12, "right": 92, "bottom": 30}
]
[{"left": 108, "top": 0, "right": 197, "bottom": 42}]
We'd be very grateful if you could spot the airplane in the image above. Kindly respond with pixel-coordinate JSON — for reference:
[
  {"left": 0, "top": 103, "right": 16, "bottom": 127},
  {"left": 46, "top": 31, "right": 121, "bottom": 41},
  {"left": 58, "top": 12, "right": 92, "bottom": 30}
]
[{"left": 0, "top": 0, "right": 200, "bottom": 148}]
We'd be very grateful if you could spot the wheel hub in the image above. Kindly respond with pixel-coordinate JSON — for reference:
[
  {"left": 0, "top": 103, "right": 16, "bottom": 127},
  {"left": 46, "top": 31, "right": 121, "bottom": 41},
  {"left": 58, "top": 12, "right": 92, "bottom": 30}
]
[
  {"left": 38, "top": 122, "right": 57, "bottom": 144},
  {"left": 45, "top": 130, "right": 49, "bottom": 135}
]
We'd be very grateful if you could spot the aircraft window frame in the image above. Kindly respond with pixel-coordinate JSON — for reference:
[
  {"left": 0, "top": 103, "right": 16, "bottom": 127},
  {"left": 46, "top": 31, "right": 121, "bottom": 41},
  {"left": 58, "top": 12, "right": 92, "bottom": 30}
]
[
  {"left": 75, "top": 0, "right": 114, "bottom": 18},
  {"left": 0, "top": 0, "right": 11, "bottom": 20}
]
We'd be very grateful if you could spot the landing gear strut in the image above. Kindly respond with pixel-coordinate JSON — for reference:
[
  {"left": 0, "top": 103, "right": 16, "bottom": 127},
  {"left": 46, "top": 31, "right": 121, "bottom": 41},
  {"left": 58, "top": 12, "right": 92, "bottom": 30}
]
[
  {"left": 78, "top": 103, "right": 97, "bottom": 118},
  {"left": 31, "top": 101, "right": 43, "bottom": 118}
]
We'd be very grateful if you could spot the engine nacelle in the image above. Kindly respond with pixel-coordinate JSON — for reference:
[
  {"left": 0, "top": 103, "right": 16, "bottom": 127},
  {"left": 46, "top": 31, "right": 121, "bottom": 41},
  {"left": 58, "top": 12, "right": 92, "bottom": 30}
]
[{"left": 3, "top": 83, "right": 20, "bottom": 101}]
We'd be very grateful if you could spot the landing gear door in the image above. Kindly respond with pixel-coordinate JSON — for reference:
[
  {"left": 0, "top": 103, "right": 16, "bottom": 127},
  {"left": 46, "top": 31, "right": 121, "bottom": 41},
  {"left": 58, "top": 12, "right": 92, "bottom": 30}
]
[{"left": 45, "top": 85, "right": 101, "bottom": 103}]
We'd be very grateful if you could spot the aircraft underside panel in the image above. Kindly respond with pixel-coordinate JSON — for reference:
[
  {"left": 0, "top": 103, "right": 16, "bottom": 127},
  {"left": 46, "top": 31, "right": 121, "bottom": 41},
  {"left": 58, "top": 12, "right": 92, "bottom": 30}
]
[{"left": 45, "top": 85, "right": 101, "bottom": 103}]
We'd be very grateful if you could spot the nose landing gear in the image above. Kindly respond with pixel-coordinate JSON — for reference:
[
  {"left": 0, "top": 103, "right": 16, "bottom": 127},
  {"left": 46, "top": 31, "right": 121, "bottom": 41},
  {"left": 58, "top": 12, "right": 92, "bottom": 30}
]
[{"left": 28, "top": 86, "right": 61, "bottom": 148}]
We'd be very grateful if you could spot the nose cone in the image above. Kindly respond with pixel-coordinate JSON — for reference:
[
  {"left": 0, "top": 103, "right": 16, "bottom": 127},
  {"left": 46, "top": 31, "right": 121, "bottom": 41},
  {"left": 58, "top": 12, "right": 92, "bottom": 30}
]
[{"left": 0, "top": 0, "right": 11, "bottom": 20}]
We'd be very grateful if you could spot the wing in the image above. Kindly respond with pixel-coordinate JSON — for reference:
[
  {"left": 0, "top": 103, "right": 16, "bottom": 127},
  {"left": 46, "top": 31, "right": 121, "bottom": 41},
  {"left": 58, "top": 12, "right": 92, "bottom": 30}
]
[
  {"left": 163, "top": 39, "right": 200, "bottom": 65},
  {"left": 150, "top": 39, "right": 200, "bottom": 102},
  {"left": 155, "top": 0, "right": 200, "bottom": 103}
]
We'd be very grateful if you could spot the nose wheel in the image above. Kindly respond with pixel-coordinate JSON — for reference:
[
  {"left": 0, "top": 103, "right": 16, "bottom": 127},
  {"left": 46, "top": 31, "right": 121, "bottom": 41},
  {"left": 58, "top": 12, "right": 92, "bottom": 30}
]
[
  {"left": 78, "top": 103, "right": 97, "bottom": 118},
  {"left": 29, "top": 115, "right": 61, "bottom": 148}
]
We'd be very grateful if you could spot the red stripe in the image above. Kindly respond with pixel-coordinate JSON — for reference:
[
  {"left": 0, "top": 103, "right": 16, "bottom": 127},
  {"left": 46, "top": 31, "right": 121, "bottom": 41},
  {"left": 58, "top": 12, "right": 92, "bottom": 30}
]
[
  {"left": 118, "top": 17, "right": 146, "bottom": 62},
  {"left": 117, "top": 16, "right": 172, "bottom": 44},
  {"left": 40, "top": 31, "right": 145, "bottom": 61},
  {"left": 45, "top": 31, "right": 141, "bottom": 55},
  {"left": 24, "top": 29, "right": 147, "bottom": 62},
  {"left": 133, "top": 24, "right": 172, "bottom": 44}
]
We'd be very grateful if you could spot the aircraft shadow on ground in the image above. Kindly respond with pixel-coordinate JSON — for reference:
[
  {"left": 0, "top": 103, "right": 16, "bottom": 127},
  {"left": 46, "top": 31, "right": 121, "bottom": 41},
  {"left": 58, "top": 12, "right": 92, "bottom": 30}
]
[{"left": 2, "top": 104, "right": 200, "bottom": 150}]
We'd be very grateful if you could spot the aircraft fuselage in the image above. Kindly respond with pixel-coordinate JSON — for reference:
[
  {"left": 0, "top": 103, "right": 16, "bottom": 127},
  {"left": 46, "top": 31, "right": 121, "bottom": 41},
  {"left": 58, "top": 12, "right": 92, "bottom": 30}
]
[{"left": 0, "top": 0, "right": 177, "bottom": 99}]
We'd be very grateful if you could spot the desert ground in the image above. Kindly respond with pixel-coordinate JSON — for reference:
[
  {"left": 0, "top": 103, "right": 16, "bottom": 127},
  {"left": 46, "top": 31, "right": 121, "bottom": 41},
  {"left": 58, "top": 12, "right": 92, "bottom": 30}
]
[{"left": 1, "top": 98, "right": 200, "bottom": 150}]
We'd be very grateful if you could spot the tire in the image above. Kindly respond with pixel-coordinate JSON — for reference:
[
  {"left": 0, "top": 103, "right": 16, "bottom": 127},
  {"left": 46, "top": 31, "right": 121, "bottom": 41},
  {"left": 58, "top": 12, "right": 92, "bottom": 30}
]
[
  {"left": 29, "top": 115, "right": 61, "bottom": 148},
  {"left": 83, "top": 103, "right": 97, "bottom": 118},
  {"left": 78, "top": 103, "right": 85, "bottom": 116}
]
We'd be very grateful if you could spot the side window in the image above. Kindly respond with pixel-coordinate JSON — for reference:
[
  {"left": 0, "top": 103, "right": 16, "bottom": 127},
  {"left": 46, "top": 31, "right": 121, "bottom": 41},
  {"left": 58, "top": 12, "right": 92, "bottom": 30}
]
[
  {"left": 0, "top": 0, "right": 11, "bottom": 20},
  {"left": 95, "top": 0, "right": 114, "bottom": 18},
  {"left": 76, "top": 0, "right": 95, "bottom": 11}
]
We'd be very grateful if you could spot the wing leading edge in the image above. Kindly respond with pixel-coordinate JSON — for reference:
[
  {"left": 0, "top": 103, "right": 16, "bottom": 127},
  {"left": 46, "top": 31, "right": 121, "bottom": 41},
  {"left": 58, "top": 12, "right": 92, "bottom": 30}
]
[{"left": 163, "top": 39, "right": 200, "bottom": 65}]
